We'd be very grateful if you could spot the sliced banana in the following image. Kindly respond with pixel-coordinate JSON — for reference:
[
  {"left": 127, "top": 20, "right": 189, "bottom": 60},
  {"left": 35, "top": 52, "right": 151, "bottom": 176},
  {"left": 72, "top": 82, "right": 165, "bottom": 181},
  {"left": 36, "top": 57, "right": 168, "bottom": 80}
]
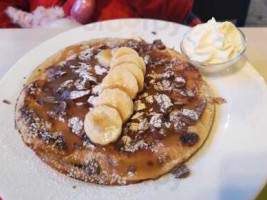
[
  {"left": 102, "top": 67, "right": 139, "bottom": 99},
  {"left": 112, "top": 47, "right": 138, "bottom": 59},
  {"left": 95, "top": 88, "right": 133, "bottom": 122},
  {"left": 96, "top": 49, "right": 112, "bottom": 67},
  {"left": 83, "top": 46, "right": 147, "bottom": 146},
  {"left": 110, "top": 54, "right": 146, "bottom": 74},
  {"left": 84, "top": 105, "right": 122, "bottom": 145},
  {"left": 111, "top": 63, "right": 144, "bottom": 91}
]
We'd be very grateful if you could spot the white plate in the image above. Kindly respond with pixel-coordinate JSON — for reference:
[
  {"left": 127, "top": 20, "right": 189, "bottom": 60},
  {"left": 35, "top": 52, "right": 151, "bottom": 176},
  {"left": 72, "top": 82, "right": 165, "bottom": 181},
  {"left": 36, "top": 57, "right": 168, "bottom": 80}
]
[{"left": 0, "top": 19, "right": 267, "bottom": 200}]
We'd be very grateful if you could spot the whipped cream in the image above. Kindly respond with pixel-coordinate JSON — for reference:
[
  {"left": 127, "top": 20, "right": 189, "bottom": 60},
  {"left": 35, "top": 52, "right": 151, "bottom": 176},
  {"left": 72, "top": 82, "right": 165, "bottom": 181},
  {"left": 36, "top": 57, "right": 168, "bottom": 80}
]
[{"left": 182, "top": 18, "right": 244, "bottom": 64}]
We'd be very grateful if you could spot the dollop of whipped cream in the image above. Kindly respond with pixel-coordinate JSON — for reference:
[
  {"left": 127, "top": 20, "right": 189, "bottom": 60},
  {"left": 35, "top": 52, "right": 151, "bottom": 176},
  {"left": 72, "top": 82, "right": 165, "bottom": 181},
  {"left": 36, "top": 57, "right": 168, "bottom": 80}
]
[{"left": 183, "top": 18, "right": 244, "bottom": 64}]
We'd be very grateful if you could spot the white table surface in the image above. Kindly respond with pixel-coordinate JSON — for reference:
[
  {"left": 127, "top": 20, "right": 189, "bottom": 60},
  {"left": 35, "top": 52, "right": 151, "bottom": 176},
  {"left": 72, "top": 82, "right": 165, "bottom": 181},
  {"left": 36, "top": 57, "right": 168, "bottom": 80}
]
[{"left": 0, "top": 27, "right": 267, "bottom": 80}]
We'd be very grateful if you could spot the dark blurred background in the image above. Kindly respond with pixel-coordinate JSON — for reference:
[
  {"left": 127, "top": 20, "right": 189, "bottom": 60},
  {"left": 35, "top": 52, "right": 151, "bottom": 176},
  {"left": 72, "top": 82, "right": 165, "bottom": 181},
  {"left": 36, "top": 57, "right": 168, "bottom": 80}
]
[{"left": 193, "top": 0, "right": 267, "bottom": 27}]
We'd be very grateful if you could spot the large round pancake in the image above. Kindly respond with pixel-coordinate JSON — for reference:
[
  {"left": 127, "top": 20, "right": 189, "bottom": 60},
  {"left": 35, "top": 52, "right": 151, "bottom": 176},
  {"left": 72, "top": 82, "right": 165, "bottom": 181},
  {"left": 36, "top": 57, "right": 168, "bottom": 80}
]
[{"left": 15, "top": 38, "right": 215, "bottom": 185}]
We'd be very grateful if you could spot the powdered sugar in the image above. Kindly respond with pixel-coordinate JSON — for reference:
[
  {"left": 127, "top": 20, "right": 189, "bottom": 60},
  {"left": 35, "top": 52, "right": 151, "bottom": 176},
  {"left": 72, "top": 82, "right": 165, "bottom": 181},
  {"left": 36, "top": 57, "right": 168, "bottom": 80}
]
[
  {"left": 70, "top": 90, "right": 90, "bottom": 99},
  {"left": 95, "top": 65, "right": 107, "bottom": 75},
  {"left": 87, "top": 96, "right": 97, "bottom": 105},
  {"left": 56, "top": 80, "right": 74, "bottom": 92},
  {"left": 79, "top": 48, "right": 93, "bottom": 61},
  {"left": 145, "top": 95, "right": 154, "bottom": 103},
  {"left": 68, "top": 117, "right": 83, "bottom": 135},
  {"left": 154, "top": 80, "right": 172, "bottom": 91},
  {"left": 91, "top": 85, "right": 102, "bottom": 95},
  {"left": 149, "top": 113, "right": 163, "bottom": 128},
  {"left": 122, "top": 140, "right": 149, "bottom": 153},
  {"left": 180, "top": 109, "right": 198, "bottom": 121},
  {"left": 155, "top": 94, "right": 173, "bottom": 113}
]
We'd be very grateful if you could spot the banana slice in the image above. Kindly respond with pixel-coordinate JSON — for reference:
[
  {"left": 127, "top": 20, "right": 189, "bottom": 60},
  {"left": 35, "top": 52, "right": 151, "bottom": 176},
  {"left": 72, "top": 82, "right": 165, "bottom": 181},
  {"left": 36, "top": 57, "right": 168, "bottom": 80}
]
[
  {"left": 111, "top": 63, "right": 144, "bottom": 91},
  {"left": 110, "top": 54, "right": 146, "bottom": 74},
  {"left": 112, "top": 47, "right": 138, "bottom": 59},
  {"left": 96, "top": 49, "right": 112, "bottom": 67},
  {"left": 102, "top": 67, "right": 139, "bottom": 99},
  {"left": 95, "top": 88, "right": 133, "bottom": 122},
  {"left": 84, "top": 105, "right": 122, "bottom": 145}
]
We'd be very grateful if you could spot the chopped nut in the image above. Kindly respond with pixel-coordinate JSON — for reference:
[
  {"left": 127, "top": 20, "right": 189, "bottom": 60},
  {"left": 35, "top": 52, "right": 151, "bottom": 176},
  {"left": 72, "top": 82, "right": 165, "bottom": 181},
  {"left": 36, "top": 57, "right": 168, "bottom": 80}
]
[
  {"left": 131, "top": 112, "right": 144, "bottom": 119},
  {"left": 121, "top": 136, "right": 132, "bottom": 145},
  {"left": 129, "top": 123, "right": 139, "bottom": 132},
  {"left": 139, "top": 92, "right": 148, "bottom": 98},
  {"left": 174, "top": 77, "right": 186, "bottom": 88},
  {"left": 134, "top": 100, "right": 146, "bottom": 111},
  {"left": 172, "top": 164, "right": 190, "bottom": 178},
  {"left": 155, "top": 94, "right": 173, "bottom": 113},
  {"left": 138, "top": 118, "right": 149, "bottom": 131},
  {"left": 149, "top": 113, "right": 163, "bottom": 128},
  {"left": 145, "top": 95, "right": 154, "bottom": 103}
]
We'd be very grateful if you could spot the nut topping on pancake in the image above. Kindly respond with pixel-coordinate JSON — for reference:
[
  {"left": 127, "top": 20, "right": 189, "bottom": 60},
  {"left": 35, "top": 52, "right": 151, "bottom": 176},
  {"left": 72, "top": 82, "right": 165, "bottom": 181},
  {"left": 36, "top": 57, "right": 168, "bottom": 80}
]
[{"left": 15, "top": 38, "right": 215, "bottom": 185}]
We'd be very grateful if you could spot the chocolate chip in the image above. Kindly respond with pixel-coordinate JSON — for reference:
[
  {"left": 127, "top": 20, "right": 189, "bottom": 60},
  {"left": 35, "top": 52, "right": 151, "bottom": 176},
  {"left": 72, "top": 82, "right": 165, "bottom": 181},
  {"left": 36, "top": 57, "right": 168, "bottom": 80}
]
[
  {"left": 180, "top": 132, "right": 199, "bottom": 146},
  {"left": 84, "top": 160, "right": 100, "bottom": 175},
  {"left": 172, "top": 164, "right": 190, "bottom": 178}
]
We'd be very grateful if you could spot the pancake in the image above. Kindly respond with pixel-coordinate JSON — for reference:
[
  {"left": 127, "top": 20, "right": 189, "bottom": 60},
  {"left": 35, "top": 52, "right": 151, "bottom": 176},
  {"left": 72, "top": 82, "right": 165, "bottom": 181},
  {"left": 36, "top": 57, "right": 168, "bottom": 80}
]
[{"left": 15, "top": 38, "right": 215, "bottom": 185}]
